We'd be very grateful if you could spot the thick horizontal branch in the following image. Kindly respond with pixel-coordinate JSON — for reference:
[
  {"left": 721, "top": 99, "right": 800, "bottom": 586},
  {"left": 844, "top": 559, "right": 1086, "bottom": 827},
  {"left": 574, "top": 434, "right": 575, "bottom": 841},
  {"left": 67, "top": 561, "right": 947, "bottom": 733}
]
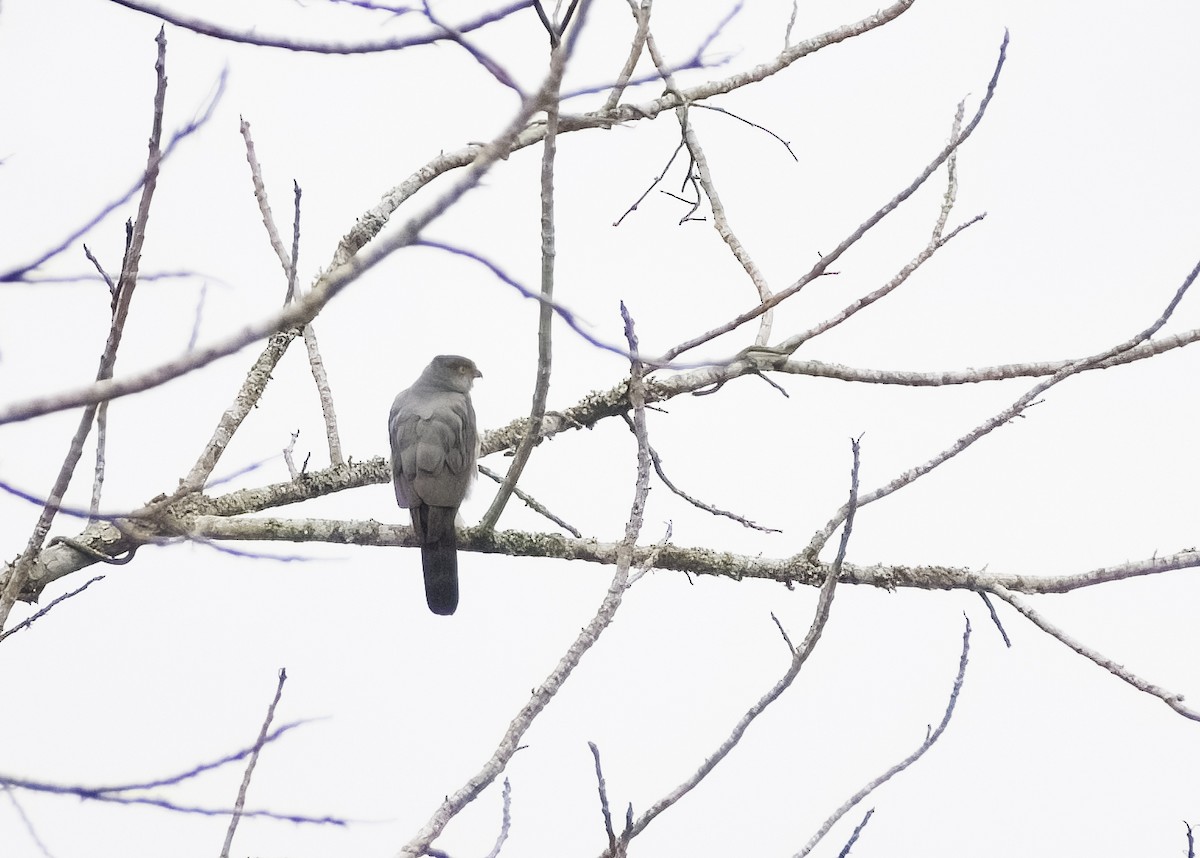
[
  {"left": 185, "top": 517, "right": 1200, "bottom": 595},
  {"left": 10, "top": 498, "right": 1197, "bottom": 602}
]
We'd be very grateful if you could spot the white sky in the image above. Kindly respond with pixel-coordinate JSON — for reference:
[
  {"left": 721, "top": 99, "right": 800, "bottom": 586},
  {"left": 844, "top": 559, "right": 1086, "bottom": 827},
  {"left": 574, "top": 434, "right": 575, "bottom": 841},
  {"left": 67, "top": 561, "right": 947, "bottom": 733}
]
[{"left": 1, "top": 0, "right": 1199, "bottom": 856}]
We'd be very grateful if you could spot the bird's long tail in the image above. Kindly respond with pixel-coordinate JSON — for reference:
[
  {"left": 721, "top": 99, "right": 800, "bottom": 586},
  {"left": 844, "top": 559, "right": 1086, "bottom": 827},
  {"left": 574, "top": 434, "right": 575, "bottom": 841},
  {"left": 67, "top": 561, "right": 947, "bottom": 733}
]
[{"left": 419, "top": 506, "right": 459, "bottom": 615}]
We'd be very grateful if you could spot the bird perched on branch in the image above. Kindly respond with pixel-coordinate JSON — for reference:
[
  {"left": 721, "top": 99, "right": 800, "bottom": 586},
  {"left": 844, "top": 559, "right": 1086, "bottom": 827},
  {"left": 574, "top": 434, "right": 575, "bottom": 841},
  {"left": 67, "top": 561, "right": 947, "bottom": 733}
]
[{"left": 388, "top": 355, "right": 482, "bottom": 615}]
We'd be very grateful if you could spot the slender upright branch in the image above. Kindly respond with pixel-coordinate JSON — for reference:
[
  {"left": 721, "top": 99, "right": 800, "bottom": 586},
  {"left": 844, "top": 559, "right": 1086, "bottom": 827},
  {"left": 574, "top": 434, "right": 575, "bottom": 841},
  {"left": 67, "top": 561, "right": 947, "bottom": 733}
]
[
  {"left": 0, "top": 29, "right": 169, "bottom": 629},
  {"left": 478, "top": 41, "right": 568, "bottom": 532}
]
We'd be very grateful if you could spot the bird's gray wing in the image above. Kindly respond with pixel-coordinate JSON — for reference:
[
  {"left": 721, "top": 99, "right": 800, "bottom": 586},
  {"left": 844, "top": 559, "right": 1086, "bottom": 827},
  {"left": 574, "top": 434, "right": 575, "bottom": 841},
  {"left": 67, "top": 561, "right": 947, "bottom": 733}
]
[
  {"left": 388, "top": 386, "right": 477, "bottom": 511},
  {"left": 389, "top": 384, "right": 477, "bottom": 615}
]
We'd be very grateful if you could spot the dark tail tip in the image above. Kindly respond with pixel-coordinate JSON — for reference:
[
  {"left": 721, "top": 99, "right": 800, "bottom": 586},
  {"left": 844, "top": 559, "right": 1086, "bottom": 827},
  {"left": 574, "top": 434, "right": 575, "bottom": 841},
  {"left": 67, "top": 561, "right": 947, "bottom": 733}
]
[{"left": 421, "top": 543, "right": 459, "bottom": 615}]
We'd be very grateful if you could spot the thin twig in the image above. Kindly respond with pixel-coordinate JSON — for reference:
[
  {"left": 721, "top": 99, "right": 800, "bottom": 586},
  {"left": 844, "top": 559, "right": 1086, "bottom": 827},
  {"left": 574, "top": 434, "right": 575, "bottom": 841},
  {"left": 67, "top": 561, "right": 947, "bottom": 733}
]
[
  {"left": 804, "top": 250, "right": 1200, "bottom": 558},
  {"left": 0, "top": 720, "right": 309, "bottom": 796},
  {"left": 589, "top": 742, "right": 617, "bottom": 855},
  {"left": 783, "top": 0, "right": 799, "bottom": 48},
  {"left": 675, "top": 101, "right": 776, "bottom": 345},
  {"left": 2, "top": 786, "right": 55, "bottom": 858},
  {"left": 692, "top": 103, "right": 798, "bottom": 160},
  {"left": 601, "top": 0, "right": 650, "bottom": 111},
  {"left": 240, "top": 118, "right": 292, "bottom": 278},
  {"left": 622, "top": 413, "right": 780, "bottom": 532},
  {"left": 0, "top": 68, "right": 223, "bottom": 283},
  {"left": 0, "top": 576, "right": 105, "bottom": 644},
  {"left": 482, "top": 778, "right": 513, "bottom": 858},
  {"left": 187, "top": 281, "right": 208, "bottom": 352},
  {"left": 835, "top": 808, "right": 874, "bottom": 858},
  {"left": 424, "top": 0, "right": 522, "bottom": 92},
  {"left": 283, "top": 430, "right": 301, "bottom": 480},
  {"left": 612, "top": 438, "right": 859, "bottom": 850},
  {"left": 477, "top": 464, "right": 582, "bottom": 537},
  {"left": 613, "top": 139, "right": 685, "bottom": 227},
  {"left": 178, "top": 332, "right": 297, "bottom": 493},
  {"left": 977, "top": 591, "right": 1011, "bottom": 648},
  {"left": 661, "top": 30, "right": 1009, "bottom": 362},
  {"left": 796, "top": 616, "right": 972, "bottom": 857},
  {"left": 219, "top": 668, "right": 288, "bottom": 858},
  {"left": 0, "top": 29, "right": 171, "bottom": 629},
  {"left": 302, "top": 324, "right": 344, "bottom": 465},
  {"left": 988, "top": 584, "right": 1200, "bottom": 721},
  {"left": 286, "top": 180, "right": 301, "bottom": 301}
]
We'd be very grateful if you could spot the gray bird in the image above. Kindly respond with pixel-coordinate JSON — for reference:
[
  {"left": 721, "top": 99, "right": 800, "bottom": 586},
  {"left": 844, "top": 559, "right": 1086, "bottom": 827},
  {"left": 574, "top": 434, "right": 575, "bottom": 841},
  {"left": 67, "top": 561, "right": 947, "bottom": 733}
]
[{"left": 389, "top": 355, "right": 482, "bottom": 615}]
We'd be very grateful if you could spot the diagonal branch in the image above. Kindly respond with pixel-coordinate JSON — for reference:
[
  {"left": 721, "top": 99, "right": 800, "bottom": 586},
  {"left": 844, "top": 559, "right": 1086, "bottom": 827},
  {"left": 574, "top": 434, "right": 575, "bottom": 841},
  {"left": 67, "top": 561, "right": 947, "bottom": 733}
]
[
  {"left": 988, "top": 585, "right": 1200, "bottom": 721},
  {"left": 661, "top": 30, "right": 1010, "bottom": 362},
  {"left": 0, "top": 29, "right": 171, "bottom": 630},
  {"left": 803, "top": 252, "right": 1200, "bottom": 559}
]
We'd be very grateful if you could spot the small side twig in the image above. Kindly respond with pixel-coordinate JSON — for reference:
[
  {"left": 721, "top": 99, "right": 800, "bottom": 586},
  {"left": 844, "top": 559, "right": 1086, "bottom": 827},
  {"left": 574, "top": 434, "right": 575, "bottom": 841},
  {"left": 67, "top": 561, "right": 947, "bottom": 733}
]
[
  {"left": 977, "top": 591, "right": 1011, "bottom": 648},
  {"left": 589, "top": 742, "right": 617, "bottom": 855},
  {"left": 283, "top": 430, "right": 301, "bottom": 480},
  {"left": 835, "top": 808, "right": 874, "bottom": 858},
  {"left": 0, "top": 575, "right": 105, "bottom": 644},
  {"left": 620, "top": 413, "right": 780, "bottom": 533},
  {"left": 482, "top": 778, "right": 513, "bottom": 858},
  {"left": 613, "top": 139, "right": 684, "bottom": 227},
  {"left": 988, "top": 584, "right": 1200, "bottom": 721}
]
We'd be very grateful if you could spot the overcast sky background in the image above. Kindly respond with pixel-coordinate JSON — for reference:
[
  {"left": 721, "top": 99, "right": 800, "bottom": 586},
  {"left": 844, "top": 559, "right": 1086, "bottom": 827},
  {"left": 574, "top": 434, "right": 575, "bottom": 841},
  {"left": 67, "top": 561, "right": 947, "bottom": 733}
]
[{"left": 2, "top": 1, "right": 1199, "bottom": 856}]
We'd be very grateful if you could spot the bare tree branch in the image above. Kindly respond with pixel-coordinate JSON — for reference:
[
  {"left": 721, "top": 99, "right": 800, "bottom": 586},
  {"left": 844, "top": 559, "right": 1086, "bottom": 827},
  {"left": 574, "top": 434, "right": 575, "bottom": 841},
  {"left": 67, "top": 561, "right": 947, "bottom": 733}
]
[
  {"left": 0, "top": 28, "right": 171, "bottom": 629},
  {"left": 0, "top": 65, "right": 223, "bottom": 283},
  {"left": 0, "top": 575, "right": 105, "bottom": 644},
  {"left": 796, "top": 616, "right": 972, "bottom": 856},
  {"left": 612, "top": 437, "right": 860, "bottom": 849},
  {"left": 478, "top": 463, "right": 582, "bottom": 537},
  {"left": 989, "top": 585, "right": 1200, "bottom": 722},
  {"left": 479, "top": 37, "right": 568, "bottom": 532},
  {"left": 804, "top": 252, "right": 1200, "bottom": 559},
  {"left": 107, "top": 0, "right": 534, "bottom": 53},
  {"left": 661, "top": 30, "right": 1010, "bottom": 362},
  {"left": 219, "top": 668, "right": 288, "bottom": 858},
  {"left": 0, "top": 0, "right": 922, "bottom": 425}
]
